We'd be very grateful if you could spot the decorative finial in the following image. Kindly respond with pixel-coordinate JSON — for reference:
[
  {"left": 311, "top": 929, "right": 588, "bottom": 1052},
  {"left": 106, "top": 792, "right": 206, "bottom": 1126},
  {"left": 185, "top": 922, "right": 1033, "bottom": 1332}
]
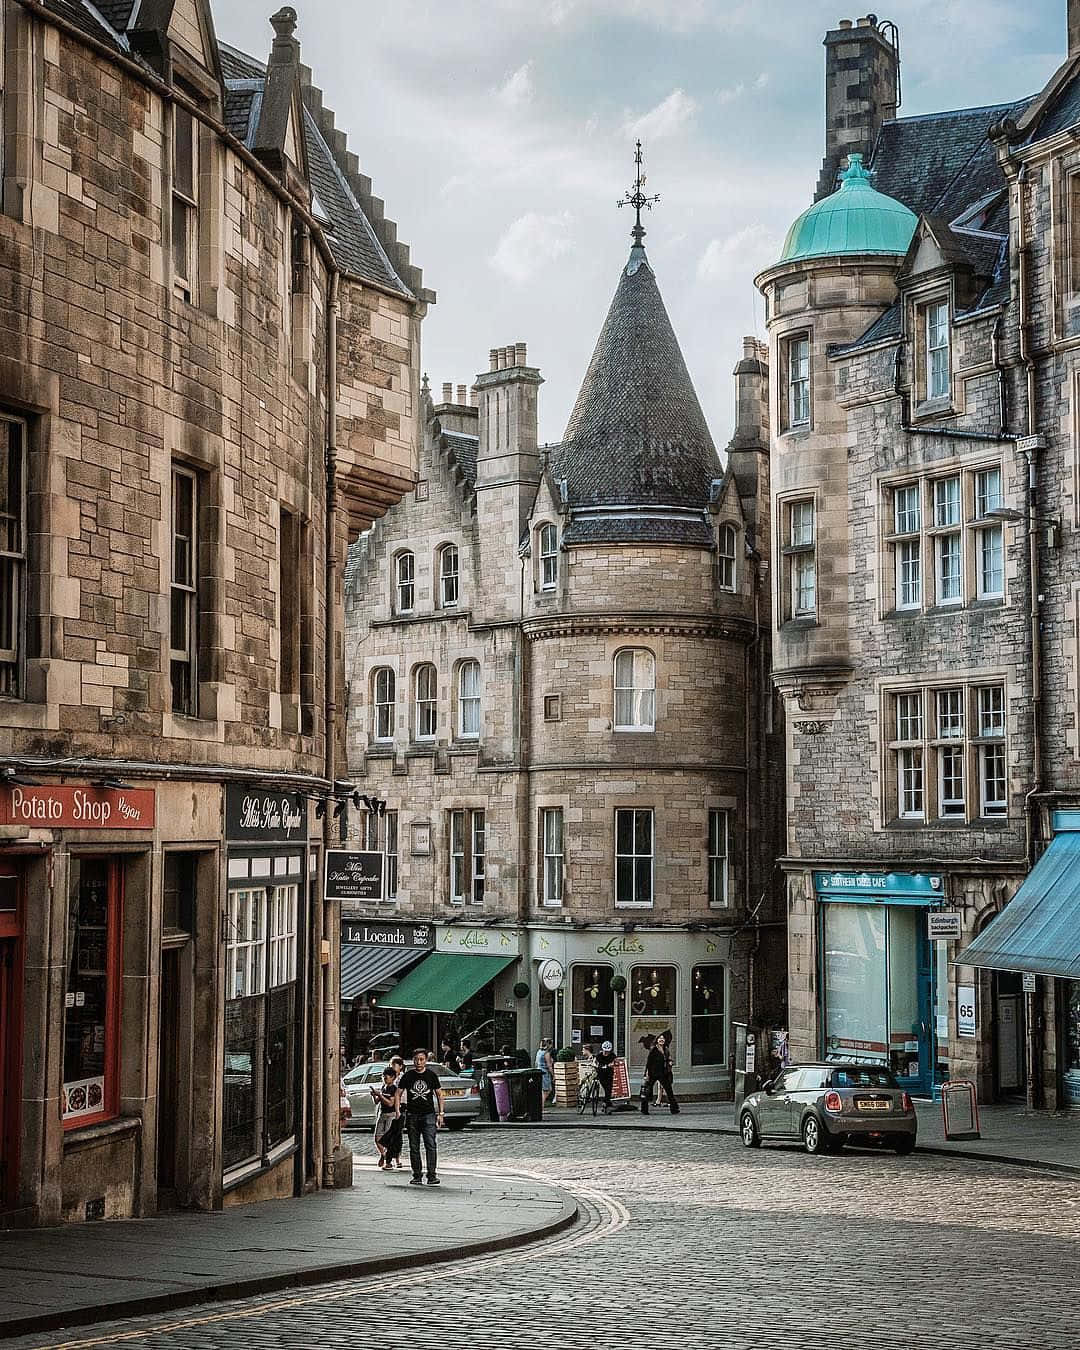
[
  {"left": 270, "top": 7, "right": 298, "bottom": 40},
  {"left": 618, "top": 140, "right": 660, "bottom": 246}
]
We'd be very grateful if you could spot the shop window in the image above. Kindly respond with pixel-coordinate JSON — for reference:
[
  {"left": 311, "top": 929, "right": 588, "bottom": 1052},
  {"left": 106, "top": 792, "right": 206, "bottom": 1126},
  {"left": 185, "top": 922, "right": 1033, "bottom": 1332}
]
[
  {"left": 887, "top": 681, "right": 1007, "bottom": 823},
  {"left": 372, "top": 667, "right": 395, "bottom": 741},
  {"left": 571, "top": 964, "right": 615, "bottom": 1052},
  {"left": 690, "top": 965, "right": 726, "bottom": 1066},
  {"left": 538, "top": 523, "right": 558, "bottom": 591},
  {"left": 884, "top": 464, "right": 1005, "bottom": 615},
  {"left": 782, "top": 499, "right": 816, "bottom": 620},
  {"left": 414, "top": 663, "right": 437, "bottom": 740},
  {"left": 63, "top": 858, "right": 123, "bottom": 1128},
  {"left": 449, "top": 808, "right": 485, "bottom": 905},
  {"left": 707, "top": 808, "right": 729, "bottom": 907},
  {"left": 0, "top": 415, "right": 25, "bottom": 698},
  {"left": 171, "top": 101, "right": 198, "bottom": 302},
  {"left": 223, "top": 876, "right": 300, "bottom": 1175},
  {"left": 613, "top": 648, "right": 655, "bottom": 731},
  {"left": 438, "top": 544, "right": 459, "bottom": 608},
  {"left": 717, "top": 524, "right": 737, "bottom": 592},
  {"left": 540, "top": 807, "right": 563, "bottom": 907},
  {"left": 457, "top": 660, "right": 481, "bottom": 739},
  {"left": 170, "top": 464, "right": 199, "bottom": 715},
  {"left": 394, "top": 551, "right": 415, "bottom": 615},
  {"left": 615, "top": 807, "right": 653, "bottom": 907},
  {"left": 628, "top": 965, "right": 676, "bottom": 1069}
]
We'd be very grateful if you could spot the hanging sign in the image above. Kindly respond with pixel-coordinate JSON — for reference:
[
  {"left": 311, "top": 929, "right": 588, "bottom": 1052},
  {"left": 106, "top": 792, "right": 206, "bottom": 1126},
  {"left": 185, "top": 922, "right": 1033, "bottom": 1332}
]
[
  {"left": 0, "top": 784, "right": 155, "bottom": 829},
  {"left": 928, "top": 911, "right": 963, "bottom": 941},
  {"left": 957, "top": 985, "right": 977, "bottom": 1038},
  {"left": 538, "top": 958, "right": 565, "bottom": 991},
  {"left": 225, "top": 786, "right": 305, "bottom": 843},
  {"left": 325, "top": 849, "right": 383, "bottom": 902}
]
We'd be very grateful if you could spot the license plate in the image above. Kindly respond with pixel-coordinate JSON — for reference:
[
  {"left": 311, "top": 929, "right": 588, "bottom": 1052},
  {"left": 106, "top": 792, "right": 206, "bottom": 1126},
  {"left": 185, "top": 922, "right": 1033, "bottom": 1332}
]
[
  {"left": 856, "top": 1098, "right": 889, "bottom": 1111},
  {"left": 443, "top": 1088, "right": 466, "bottom": 1097}
]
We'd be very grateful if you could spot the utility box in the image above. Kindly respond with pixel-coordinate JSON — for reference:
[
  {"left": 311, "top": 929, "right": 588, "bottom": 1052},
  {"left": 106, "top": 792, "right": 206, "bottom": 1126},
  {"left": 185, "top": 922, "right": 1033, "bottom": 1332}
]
[{"left": 732, "top": 1022, "right": 762, "bottom": 1112}]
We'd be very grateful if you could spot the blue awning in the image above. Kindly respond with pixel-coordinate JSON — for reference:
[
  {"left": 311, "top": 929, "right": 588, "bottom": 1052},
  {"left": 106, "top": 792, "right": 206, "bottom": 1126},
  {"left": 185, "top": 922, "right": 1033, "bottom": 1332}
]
[
  {"left": 340, "top": 942, "right": 427, "bottom": 1002},
  {"left": 954, "top": 832, "right": 1080, "bottom": 978}
]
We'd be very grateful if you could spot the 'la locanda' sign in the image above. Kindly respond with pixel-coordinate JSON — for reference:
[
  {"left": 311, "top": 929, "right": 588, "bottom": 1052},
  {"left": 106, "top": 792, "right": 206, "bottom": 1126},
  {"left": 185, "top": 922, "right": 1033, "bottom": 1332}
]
[{"left": 225, "top": 786, "right": 306, "bottom": 843}]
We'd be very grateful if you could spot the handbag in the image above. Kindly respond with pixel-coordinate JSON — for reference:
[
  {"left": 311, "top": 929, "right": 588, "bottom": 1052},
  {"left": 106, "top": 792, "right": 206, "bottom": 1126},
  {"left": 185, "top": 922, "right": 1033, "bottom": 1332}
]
[{"left": 639, "top": 1075, "right": 652, "bottom": 1103}]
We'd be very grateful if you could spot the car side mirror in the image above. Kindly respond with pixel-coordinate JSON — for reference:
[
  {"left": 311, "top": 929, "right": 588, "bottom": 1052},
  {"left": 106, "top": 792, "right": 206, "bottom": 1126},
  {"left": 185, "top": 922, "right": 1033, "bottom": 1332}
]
[{"left": 761, "top": 1079, "right": 774, "bottom": 1095}]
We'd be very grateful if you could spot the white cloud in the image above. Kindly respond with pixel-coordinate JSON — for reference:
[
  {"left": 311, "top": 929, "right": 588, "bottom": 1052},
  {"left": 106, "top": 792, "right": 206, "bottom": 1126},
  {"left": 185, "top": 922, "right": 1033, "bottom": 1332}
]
[
  {"left": 491, "top": 211, "right": 574, "bottom": 284},
  {"left": 717, "top": 83, "right": 745, "bottom": 106},
  {"left": 627, "top": 89, "right": 698, "bottom": 141},
  {"left": 498, "top": 61, "right": 534, "bottom": 107},
  {"left": 696, "top": 225, "right": 780, "bottom": 285}
]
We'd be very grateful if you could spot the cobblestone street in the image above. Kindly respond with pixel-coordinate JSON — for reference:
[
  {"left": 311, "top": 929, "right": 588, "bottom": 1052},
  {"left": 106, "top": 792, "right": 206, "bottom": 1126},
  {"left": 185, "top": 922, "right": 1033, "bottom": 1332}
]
[{"left": 14, "top": 1130, "right": 1080, "bottom": 1350}]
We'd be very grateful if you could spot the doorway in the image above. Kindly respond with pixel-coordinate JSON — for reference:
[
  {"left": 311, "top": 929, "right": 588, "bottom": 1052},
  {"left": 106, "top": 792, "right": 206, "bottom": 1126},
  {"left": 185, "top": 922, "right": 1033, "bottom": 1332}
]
[
  {"left": 994, "top": 971, "right": 1026, "bottom": 1098},
  {"left": 0, "top": 866, "right": 21, "bottom": 1211}
]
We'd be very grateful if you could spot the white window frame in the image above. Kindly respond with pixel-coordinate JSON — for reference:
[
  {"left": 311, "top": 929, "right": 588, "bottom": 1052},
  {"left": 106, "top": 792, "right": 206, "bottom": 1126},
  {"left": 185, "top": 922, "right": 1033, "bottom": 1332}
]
[
  {"left": 384, "top": 810, "right": 399, "bottom": 900},
  {"left": 926, "top": 301, "right": 950, "bottom": 400},
  {"left": 976, "top": 523, "right": 1004, "bottom": 600},
  {"left": 268, "top": 883, "right": 298, "bottom": 988},
  {"left": 785, "top": 499, "right": 816, "bottom": 620},
  {"left": 395, "top": 551, "right": 415, "bottom": 615},
  {"left": 613, "top": 647, "right": 656, "bottom": 731},
  {"left": 439, "top": 544, "right": 459, "bottom": 608},
  {"left": 458, "top": 659, "right": 481, "bottom": 739},
  {"left": 171, "top": 103, "right": 198, "bottom": 302},
  {"left": 615, "top": 807, "right": 654, "bottom": 908},
  {"left": 227, "top": 887, "right": 266, "bottom": 1000},
  {"left": 449, "top": 808, "right": 485, "bottom": 905},
  {"left": 170, "top": 463, "right": 198, "bottom": 715},
  {"left": 541, "top": 807, "right": 564, "bottom": 908},
  {"left": 707, "top": 808, "right": 729, "bottom": 908},
  {"left": 538, "top": 524, "right": 558, "bottom": 591},
  {"left": 415, "top": 663, "right": 437, "bottom": 740},
  {"left": 717, "top": 524, "right": 737, "bottom": 592},
  {"left": 977, "top": 686, "right": 1008, "bottom": 817},
  {"left": 888, "top": 682, "right": 1007, "bottom": 823},
  {"left": 787, "top": 334, "right": 810, "bottom": 428},
  {"left": 372, "top": 667, "right": 395, "bottom": 741}
]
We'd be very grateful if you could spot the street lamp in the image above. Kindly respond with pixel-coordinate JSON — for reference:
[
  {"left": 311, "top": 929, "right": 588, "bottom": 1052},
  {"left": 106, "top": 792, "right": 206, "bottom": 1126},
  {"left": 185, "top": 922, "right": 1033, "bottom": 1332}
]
[{"left": 985, "top": 506, "right": 1061, "bottom": 548}]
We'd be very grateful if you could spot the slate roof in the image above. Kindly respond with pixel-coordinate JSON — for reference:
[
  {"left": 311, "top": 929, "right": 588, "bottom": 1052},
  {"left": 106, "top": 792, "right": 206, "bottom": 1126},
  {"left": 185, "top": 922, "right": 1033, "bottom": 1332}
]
[
  {"left": 441, "top": 432, "right": 477, "bottom": 490},
  {"left": 547, "top": 245, "right": 720, "bottom": 543},
  {"left": 1024, "top": 75, "right": 1080, "bottom": 143},
  {"left": 95, "top": 1, "right": 136, "bottom": 32},
  {"left": 42, "top": 0, "right": 126, "bottom": 48},
  {"left": 829, "top": 301, "right": 902, "bottom": 356},
  {"left": 223, "top": 84, "right": 260, "bottom": 143},
  {"left": 562, "top": 512, "right": 714, "bottom": 548}
]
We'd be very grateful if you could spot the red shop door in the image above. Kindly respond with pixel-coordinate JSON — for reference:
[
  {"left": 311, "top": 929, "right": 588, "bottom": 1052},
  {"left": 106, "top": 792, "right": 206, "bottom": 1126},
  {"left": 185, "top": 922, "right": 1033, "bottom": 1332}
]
[{"left": 0, "top": 865, "right": 21, "bottom": 1210}]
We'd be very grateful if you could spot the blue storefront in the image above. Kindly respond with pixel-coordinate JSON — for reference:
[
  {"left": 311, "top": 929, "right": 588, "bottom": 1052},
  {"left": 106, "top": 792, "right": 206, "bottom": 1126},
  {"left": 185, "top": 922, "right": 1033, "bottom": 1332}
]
[{"left": 815, "top": 870, "right": 949, "bottom": 1097}]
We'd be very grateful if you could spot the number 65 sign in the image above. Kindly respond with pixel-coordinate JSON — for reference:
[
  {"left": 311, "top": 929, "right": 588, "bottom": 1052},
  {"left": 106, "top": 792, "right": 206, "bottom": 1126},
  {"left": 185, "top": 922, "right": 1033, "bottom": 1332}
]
[{"left": 957, "top": 985, "right": 977, "bottom": 1038}]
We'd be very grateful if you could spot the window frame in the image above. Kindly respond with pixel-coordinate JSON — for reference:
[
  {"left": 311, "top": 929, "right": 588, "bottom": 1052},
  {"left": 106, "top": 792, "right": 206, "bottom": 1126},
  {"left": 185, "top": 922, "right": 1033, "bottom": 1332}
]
[
  {"left": 538, "top": 523, "right": 558, "bottom": 591},
  {"left": 614, "top": 807, "right": 654, "bottom": 908},
  {"left": 613, "top": 647, "right": 656, "bottom": 732},
  {"left": 394, "top": 551, "right": 415, "bottom": 616},
  {"left": 449, "top": 808, "right": 485, "bottom": 906},
  {"left": 786, "top": 333, "right": 811, "bottom": 429},
  {"left": 457, "top": 659, "right": 481, "bottom": 740},
  {"left": 372, "top": 667, "right": 395, "bottom": 742},
  {"left": 414, "top": 663, "right": 437, "bottom": 741},
  {"left": 782, "top": 498, "right": 816, "bottom": 621},
  {"left": 384, "top": 810, "right": 399, "bottom": 901},
  {"left": 438, "top": 543, "right": 459, "bottom": 609},
  {"left": 690, "top": 964, "right": 727, "bottom": 1067},
  {"left": 540, "top": 806, "right": 564, "bottom": 908},
  {"left": 170, "top": 463, "right": 199, "bottom": 716},
  {"left": 0, "top": 413, "right": 26, "bottom": 698},
  {"left": 707, "top": 808, "right": 729, "bottom": 908},
  {"left": 717, "top": 524, "right": 737, "bottom": 592},
  {"left": 925, "top": 300, "right": 951, "bottom": 401},
  {"left": 171, "top": 102, "right": 198, "bottom": 303}
]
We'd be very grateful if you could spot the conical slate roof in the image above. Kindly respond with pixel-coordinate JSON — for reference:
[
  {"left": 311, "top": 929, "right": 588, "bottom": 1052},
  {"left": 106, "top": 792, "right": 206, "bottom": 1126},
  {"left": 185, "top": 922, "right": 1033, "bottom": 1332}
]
[{"left": 549, "top": 245, "right": 720, "bottom": 545}]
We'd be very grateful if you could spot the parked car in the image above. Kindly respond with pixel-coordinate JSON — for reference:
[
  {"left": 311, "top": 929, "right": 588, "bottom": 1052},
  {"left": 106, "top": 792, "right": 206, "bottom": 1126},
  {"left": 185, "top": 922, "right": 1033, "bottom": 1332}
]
[
  {"left": 339, "top": 1078, "right": 351, "bottom": 1127},
  {"left": 739, "top": 1062, "right": 917, "bottom": 1156},
  {"left": 366, "top": 1031, "right": 400, "bottom": 1058},
  {"left": 343, "top": 1061, "right": 482, "bottom": 1131}
]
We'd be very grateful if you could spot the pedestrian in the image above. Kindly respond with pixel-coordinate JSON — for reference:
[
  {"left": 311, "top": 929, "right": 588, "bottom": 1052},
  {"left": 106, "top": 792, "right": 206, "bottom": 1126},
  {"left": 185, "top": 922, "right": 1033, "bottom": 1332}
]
[
  {"left": 535, "top": 1037, "right": 555, "bottom": 1104},
  {"left": 372, "top": 1064, "right": 401, "bottom": 1169},
  {"left": 595, "top": 1039, "right": 617, "bottom": 1114},
  {"left": 459, "top": 1039, "right": 473, "bottom": 1071},
  {"left": 651, "top": 1032, "right": 680, "bottom": 1115},
  {"left": 394, "top": 1047, "right": 445, "bottom": 1186}
]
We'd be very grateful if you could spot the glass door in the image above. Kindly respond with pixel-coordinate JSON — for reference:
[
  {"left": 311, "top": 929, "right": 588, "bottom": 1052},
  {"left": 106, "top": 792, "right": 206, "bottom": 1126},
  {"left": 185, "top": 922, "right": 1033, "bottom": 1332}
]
[{"left": 888, "top": 907, "right": 933, "bottom": 1096}]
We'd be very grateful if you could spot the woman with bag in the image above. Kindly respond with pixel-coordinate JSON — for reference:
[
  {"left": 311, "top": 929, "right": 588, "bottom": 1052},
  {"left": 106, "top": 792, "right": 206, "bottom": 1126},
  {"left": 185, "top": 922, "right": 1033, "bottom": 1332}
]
[{"left": 641, "top": 1032, "right": 680, "bottom": 1115}]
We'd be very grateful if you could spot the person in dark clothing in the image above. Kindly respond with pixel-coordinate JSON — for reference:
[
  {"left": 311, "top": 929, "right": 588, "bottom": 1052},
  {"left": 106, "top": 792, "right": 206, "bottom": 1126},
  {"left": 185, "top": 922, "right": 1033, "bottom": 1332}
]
[
  {"left": 459, "top": 1039, "right": 473, "bottom": 1071},
  {"left": 394, "top": 1048, "right": 445, "bottom": 1185},
  {"left": 595, "top": 1040, "right": 617, "bottom": 1113},
  {"left": 641, "top": 1034, "right": 680, "bottom": 1115}
]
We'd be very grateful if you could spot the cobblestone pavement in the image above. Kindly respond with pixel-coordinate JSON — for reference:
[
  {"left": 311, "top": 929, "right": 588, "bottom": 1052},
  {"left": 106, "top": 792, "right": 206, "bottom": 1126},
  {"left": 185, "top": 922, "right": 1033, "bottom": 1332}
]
[{"left": 14, "top": 1132, "right": 1080, "bottom": 1350}]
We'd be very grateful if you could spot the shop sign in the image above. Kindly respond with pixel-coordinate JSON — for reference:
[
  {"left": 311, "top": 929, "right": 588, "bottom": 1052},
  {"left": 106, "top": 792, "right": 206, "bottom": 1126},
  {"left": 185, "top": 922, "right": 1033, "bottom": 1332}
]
[
  {"left": 928, "top": 911, "right": 963, "bottom": 941},
  {"left": 340, "top": 918, "right": 434, "bottom": 950},
  {"left": 439, "top": 925, "right": 517, "bottom": 952},
  {"left": 0, "top": 784, "right": 155, "bottom": 830},
  {"left": 225, "top": 785, "right": 305, "bottom": 843},
  {"left": 957, "top": 985, "right": 977, "bottom": 1038},
  {"left": 325, "top": 849, "right": 383, "bottom": 902},
  {"left": 1022, "top": 972, "right": 1036, "bottom": 993},
  {"left": 815, "top": 870, "right": 945, "bottom": 902},
  {"left": 596, "top": 934, "right": 645, "bottom": 957},
  {"left": 538, "top": 958, "right": 565, "bottom": 991}
]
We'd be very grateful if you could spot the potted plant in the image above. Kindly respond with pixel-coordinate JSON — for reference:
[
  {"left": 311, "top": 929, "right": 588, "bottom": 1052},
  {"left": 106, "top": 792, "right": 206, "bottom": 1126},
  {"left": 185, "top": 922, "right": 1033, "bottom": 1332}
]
[{"left": 553, "top": 1047, "right": 579, "bottom": 1106}]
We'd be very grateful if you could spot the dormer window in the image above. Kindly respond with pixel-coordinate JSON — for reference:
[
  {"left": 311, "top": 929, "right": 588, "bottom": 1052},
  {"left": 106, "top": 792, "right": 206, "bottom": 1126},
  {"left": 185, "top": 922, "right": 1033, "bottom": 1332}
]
[
  {"left": 926, "top": 301, "right": 950, "bottom": 401},
  {"left": 717, "top": 524, "right": 737, "bottom": 592},
  {"left": 538, "top": 524, "right": 558, "bottom": 591}
]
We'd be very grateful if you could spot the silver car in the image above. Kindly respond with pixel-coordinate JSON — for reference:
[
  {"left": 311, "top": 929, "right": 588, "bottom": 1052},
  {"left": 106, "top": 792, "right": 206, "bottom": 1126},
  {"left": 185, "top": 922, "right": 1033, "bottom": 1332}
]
[
  {"left": 739, "top": 1062, "right": 917, "bottom": 1155},
  {"left": 343, "top": 1061, "right": 482, "bottom": 1131}
]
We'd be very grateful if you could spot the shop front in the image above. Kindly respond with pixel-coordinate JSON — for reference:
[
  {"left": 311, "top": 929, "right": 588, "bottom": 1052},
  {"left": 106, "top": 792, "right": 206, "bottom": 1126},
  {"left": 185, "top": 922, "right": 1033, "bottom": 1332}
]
[
  {"left": 814, "top": 871, "right": 948, "bottom": 1097},
  {"left": 339, "top": 917, "right": 434, "bottom": 1062}
]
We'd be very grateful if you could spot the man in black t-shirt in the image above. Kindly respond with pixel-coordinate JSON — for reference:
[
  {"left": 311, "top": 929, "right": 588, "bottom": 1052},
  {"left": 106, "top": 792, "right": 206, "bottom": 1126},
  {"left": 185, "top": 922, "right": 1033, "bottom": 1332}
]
[{"left": 394, "top": 1048, "right": 445, "bottom": 1185}]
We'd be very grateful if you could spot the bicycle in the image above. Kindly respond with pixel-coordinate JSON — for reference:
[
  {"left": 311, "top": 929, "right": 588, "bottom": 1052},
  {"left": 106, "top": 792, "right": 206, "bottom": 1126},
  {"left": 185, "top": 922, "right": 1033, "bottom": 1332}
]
[{"left": 577, "top": 1068, "right": 602, "bottom": 1116}]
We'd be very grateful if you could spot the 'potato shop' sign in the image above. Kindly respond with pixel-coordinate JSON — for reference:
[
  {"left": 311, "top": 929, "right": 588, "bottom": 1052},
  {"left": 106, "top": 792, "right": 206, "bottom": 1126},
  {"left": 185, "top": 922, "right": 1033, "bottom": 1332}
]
[{"left": 0, "top": 784, "right": 155, "bottom": 829}]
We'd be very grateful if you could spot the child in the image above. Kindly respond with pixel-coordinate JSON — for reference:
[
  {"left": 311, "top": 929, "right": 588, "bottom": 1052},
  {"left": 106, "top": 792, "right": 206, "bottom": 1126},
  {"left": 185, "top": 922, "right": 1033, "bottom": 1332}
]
[{"left": 372, "top": 1065, "right": 401, "bottom": 1169}]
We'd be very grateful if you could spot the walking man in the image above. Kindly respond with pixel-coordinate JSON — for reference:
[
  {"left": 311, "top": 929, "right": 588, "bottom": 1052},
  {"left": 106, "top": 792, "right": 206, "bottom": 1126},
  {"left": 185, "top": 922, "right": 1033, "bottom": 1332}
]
[{"left": 394, "top": 1048, "right": 446, "bottom": 1185}]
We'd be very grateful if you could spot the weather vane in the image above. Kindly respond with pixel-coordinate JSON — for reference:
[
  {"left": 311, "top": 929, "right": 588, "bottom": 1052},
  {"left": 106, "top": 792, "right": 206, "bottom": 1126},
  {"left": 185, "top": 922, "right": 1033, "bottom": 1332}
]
[{"left": 618, "top": 139, "right": 660, "bottom": 245}]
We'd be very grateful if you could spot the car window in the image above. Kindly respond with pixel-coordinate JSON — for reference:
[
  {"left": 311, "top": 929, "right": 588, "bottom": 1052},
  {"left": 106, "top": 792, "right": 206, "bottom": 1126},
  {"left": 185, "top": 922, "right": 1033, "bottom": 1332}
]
[
  {"left": 771, "top": 1068, "right": 799, "bottom": 1093},
  {"left": 832, "top": 1067, "right": 897, "bottom": 1088},
  {"left": 792, "top": 1068, "right": 828, "bottom": 1091}
]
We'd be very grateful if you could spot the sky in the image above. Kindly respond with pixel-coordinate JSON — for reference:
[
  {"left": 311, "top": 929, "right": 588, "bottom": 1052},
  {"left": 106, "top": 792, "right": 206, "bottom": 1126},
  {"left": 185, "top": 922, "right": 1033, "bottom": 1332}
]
[{"left": 215, "top": 1, "right": 1064, "bottom": 448}]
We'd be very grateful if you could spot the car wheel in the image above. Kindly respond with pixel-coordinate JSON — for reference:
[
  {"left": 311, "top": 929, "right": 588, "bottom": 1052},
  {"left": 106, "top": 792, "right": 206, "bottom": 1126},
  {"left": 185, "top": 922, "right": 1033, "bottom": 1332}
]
[
  {"left": 445, "top": 1118, "right": 469, "bottom": 1132},
  {"left": 893, "top": 1135, "right": 915, "bottom": 1156},
  {"left": 740, "top": 1110, "right": 761, "bottom": 1148},
  {"left": 802, "top": 1113, "right": 827, "bottom": 1155}
]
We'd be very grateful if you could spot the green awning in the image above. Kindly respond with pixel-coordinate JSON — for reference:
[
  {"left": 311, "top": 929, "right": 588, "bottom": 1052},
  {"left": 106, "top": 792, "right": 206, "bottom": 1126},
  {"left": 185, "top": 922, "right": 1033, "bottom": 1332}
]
[
  {"left": 954, "top": 832, "right": 1080, "bottom": 978},
  {"left": 375, "top": 952, "right": 517, "bottom": 1013}
]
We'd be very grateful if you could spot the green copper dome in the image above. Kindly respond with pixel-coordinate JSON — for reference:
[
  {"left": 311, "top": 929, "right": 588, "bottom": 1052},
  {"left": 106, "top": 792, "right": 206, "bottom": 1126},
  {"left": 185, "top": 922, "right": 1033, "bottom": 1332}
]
[{"left": 779, "top": 154, "right": 917, "bottom": 263}]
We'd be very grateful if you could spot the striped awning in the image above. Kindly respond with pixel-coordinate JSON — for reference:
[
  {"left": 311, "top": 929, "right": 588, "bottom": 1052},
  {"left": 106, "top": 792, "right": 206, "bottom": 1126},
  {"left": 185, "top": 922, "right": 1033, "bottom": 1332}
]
[{"left": 340, "top": 942, "right": 427, "bottom": 1002}]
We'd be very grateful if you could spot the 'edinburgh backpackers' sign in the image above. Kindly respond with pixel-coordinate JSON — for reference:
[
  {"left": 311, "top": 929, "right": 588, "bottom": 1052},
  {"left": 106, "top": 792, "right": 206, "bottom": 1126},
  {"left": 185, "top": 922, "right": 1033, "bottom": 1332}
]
[
  {"left": 225, "top": 786, "right": 306, "bottom": 843},
  {"left": 0, "top": 784, "right": 155, "bottom": 830},
  {"left": 325, "top": 849, "right": 383, "bottom": 902},
  {"left": 340, "top": 918, "right": 435, "bottom": 950}
]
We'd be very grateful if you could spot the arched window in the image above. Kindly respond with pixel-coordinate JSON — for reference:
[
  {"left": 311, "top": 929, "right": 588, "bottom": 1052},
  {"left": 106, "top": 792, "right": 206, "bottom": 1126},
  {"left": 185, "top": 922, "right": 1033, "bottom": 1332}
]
[
  {"left": 372, "top": 667, "right": 395, "bottom": 741},
  {"left": 538, "top": 523, "right": 558, "bottom": 590},
  {"left": 394, "top": 551, "right": 415, "bottom": 614},
  {"left": 458, "top": 660, "right": 481, "bottom": 738},
  {"left": 415, "top": 663, "right": 437, "bottom": 739},
  {"left": 613, "top": 648, "right": 656, "bottom": 731},
  {"left": 439, "top": 544, "right": 459, "bottom": 608},
  {"left": 717, "top": 524, "right": 737, "bottom": 592}
]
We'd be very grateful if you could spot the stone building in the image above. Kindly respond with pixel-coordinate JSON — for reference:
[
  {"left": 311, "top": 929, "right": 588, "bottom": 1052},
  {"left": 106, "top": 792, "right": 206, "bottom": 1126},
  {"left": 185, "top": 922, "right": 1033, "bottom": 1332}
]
[
  {"left": 0, "top": 0, "right": 428, "bottom": 1226},
  {"left": 758, "top": 8, "right": 1080, "bottom": 1112},
  {"left": 343, "top": 204, "right": 783, "bottom": 1099}
]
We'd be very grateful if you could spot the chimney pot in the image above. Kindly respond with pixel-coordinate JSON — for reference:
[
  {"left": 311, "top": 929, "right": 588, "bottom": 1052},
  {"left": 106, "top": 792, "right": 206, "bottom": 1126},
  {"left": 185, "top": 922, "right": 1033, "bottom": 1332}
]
[
  {"left": 489, "top": 348, "right": 499, "bottom": 372},
  {"left": 856, "top": 15, "right": 872, "bottom": 25},
  {"left": 497, "top": 348, "right": 508, "bottom": 370},
  {"left": 838, "top": 18, "right": 853, "bottom": 27},
  {"left": 456, "top": 384, "right": 467, "bottom": 403},
  {"left": 515, "top": 341, "right": 527, "bottom": 365},
  {"left": 441, "top": 382, "right": 452, "bottom": 403}
]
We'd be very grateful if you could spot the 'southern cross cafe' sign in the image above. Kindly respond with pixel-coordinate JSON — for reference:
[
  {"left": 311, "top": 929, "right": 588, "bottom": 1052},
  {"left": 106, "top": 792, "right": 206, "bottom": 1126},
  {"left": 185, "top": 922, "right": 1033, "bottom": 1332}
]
[{"left": 0, "top": 784, "right": 156, "bottom": 829}]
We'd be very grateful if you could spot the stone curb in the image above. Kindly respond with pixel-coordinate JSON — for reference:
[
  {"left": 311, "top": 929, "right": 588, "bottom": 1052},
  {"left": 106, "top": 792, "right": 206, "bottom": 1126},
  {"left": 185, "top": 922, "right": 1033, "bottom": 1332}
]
[
  {"left": 0, "top": 1184, "right": 579, "bottom": 1342},
  {"left": 471, "top": 1118, "right": 1080, "bottom": 1177}
]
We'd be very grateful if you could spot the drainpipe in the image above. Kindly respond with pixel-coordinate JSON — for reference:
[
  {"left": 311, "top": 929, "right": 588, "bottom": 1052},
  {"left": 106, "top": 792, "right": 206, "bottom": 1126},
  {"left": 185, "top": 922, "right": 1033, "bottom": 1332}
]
[{"left": 321, "top": 268, "right": 341, "bottom": 1183}]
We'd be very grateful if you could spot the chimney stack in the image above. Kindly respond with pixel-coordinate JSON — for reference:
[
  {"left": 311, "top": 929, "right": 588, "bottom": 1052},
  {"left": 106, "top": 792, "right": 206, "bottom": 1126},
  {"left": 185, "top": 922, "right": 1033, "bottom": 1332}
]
[
  {"left": 815, "top": 16, "right": 899, "bottom": 201},
  {"left": 1071, "top": 0, "right": 1080, "bottom": 58},
  {"left": 441, "top": 382, "right": 452, "bottom": 403},
  {"left": 725, "top": 335, "right": 770, "bottom": 532},
  {"left": 456, "top": 384, "right": 467, "bottom": 404}
]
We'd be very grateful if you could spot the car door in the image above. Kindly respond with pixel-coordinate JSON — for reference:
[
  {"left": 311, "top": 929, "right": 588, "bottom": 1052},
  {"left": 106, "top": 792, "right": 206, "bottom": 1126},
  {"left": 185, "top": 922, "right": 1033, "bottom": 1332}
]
[{"left": 756, "top": 1067, "right": 799, "bottom": 1137}]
